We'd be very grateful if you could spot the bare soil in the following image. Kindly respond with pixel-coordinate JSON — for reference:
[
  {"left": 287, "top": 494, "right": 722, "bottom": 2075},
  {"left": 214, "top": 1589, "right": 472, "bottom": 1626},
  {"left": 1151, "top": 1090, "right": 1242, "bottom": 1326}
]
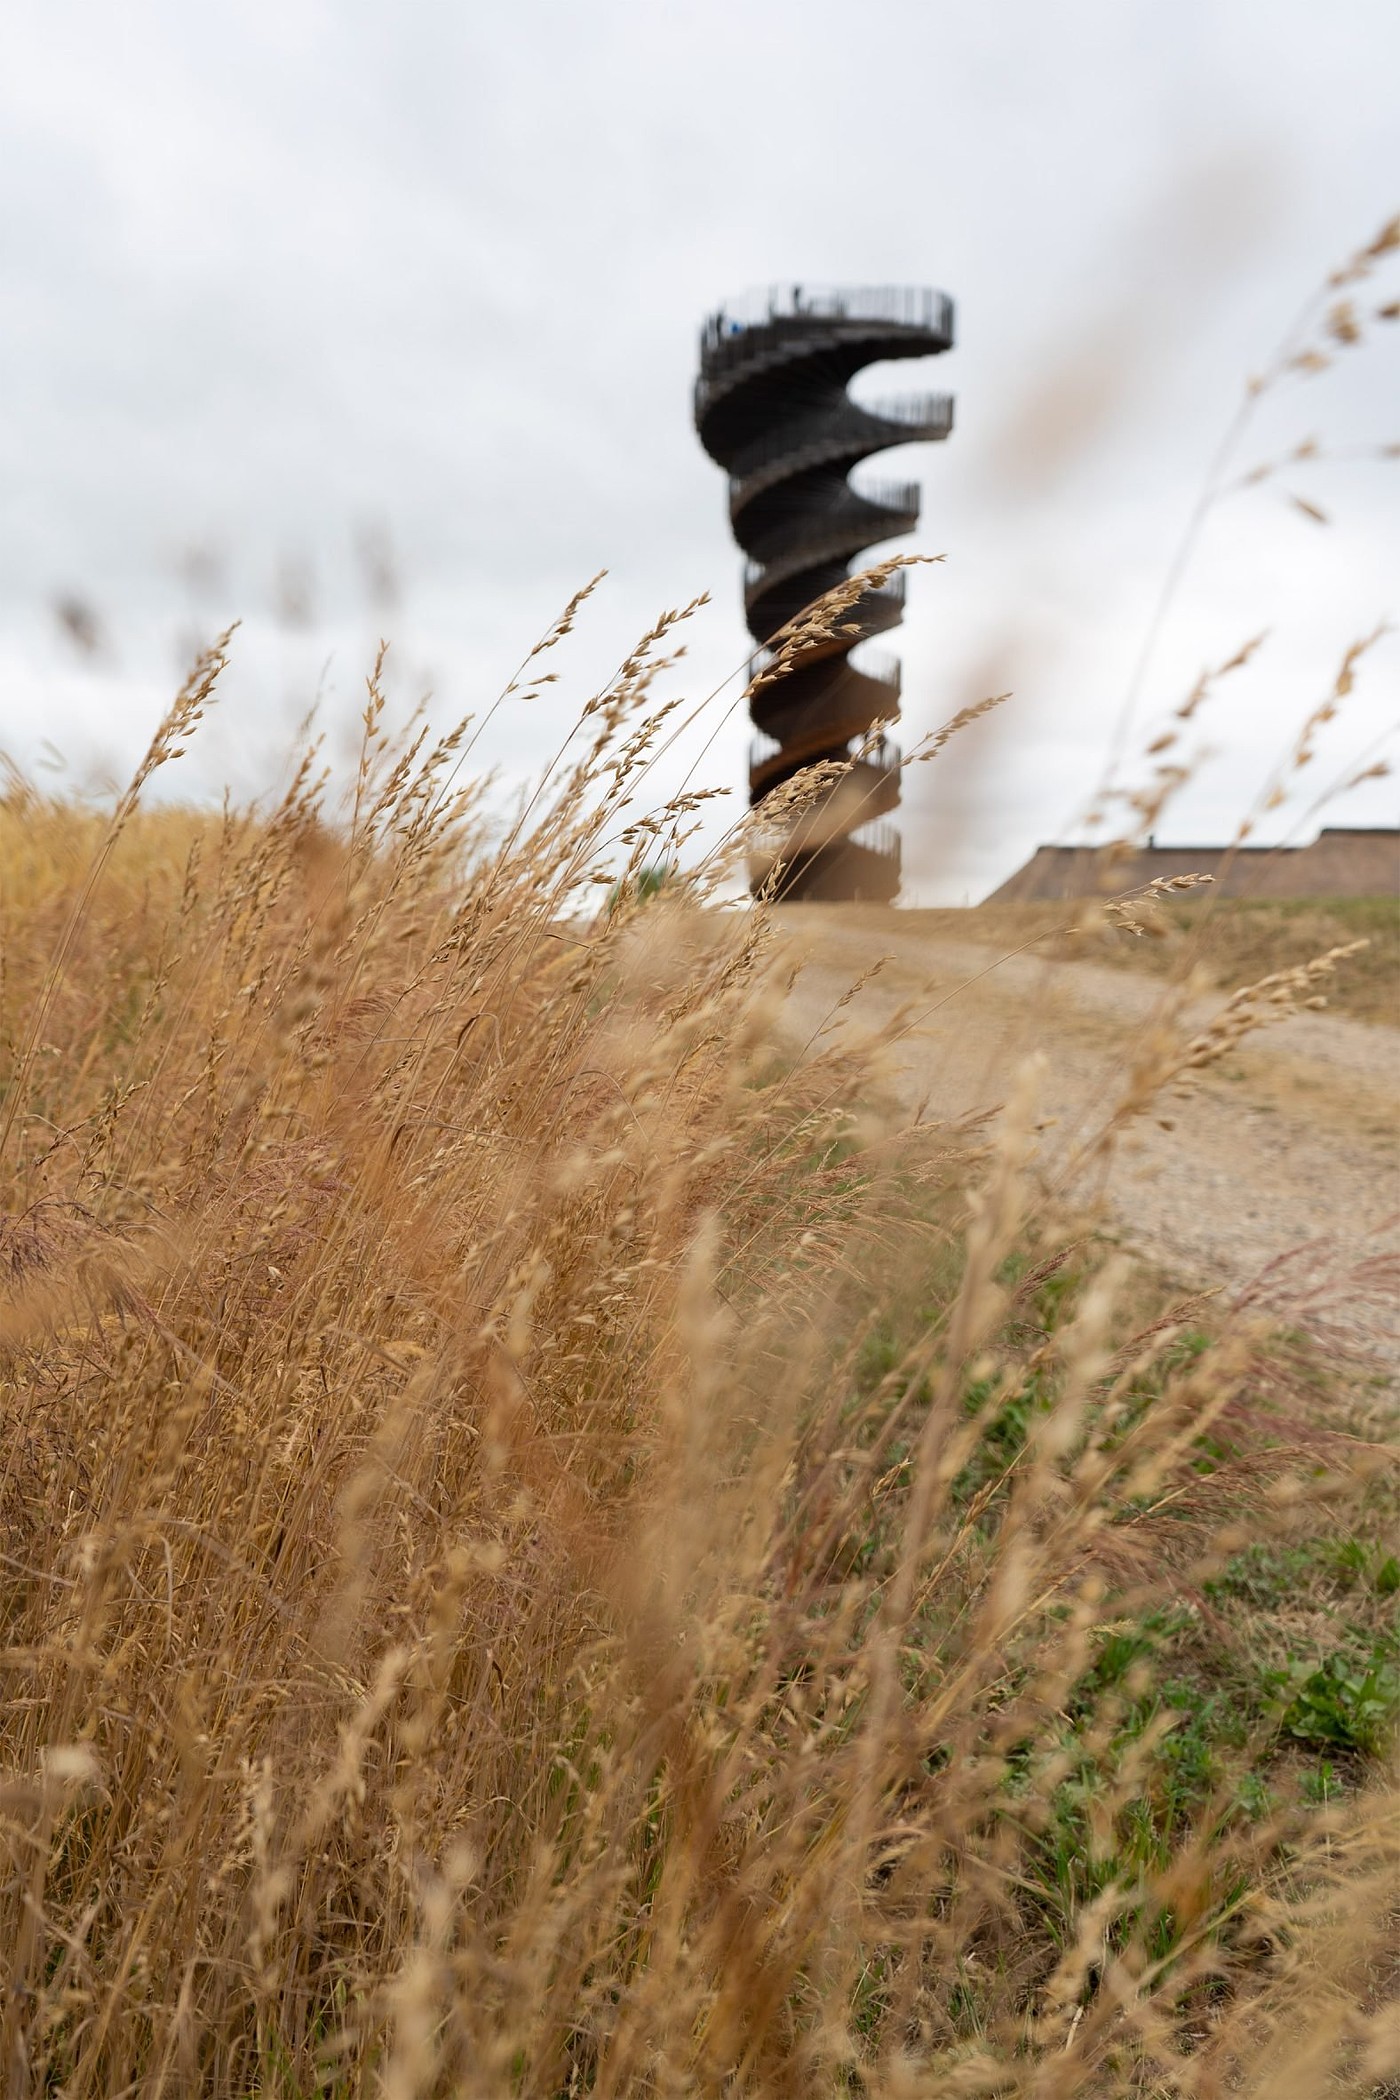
[
  {"left": 886, "top": 896, "right": 1400, "bottom": 1025},
  {"left": 776, "top": 905, "right": 1400, "bottom": 1366}
]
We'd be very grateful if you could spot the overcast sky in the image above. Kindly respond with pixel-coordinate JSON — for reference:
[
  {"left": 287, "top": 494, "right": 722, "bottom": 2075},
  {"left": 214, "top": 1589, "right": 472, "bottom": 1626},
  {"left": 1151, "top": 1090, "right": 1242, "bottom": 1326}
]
[{"left": 3, "top": 0, "right": 1397, "bottom": 899}]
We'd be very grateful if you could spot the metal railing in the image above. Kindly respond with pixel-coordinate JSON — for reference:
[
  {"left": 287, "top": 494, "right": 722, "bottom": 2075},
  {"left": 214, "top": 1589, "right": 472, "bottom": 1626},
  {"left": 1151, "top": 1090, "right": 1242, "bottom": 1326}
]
[
  {"left": 725, "top": 393, "right": 954, "bottom": 489},
  {"left": 848, "top": 820, "right": 902, "bottom": 863},
  {"left": 698, "top": 289, "right": 955, "bottom": 396},
  {"left": 747, "top": 651, "right": 902, "bottom": 707},
  {"left": 702, "top": 283, "right": 953, "bottom": 346},
  {"left": 870, "top": 390, "right": 956, "bottom": 430},
  {"left": 855, "top": 732, "right": 901, "bottom": 773},
  {"left": 747, "top": 729, "right": 902, "bottom": 778},
  {"left": 743, "top": 556, "right": 912, "bottom": 600},
  {"left": 849, "top": 649, "right": 902, "bottom": 691},
  {"left": 847, "top": 474, "right": 920, "bottom": 514},
  {"left": 857, "top": 570, "right": 908, "bottom": 609},
  {"left": 741, "top": 480, "right": 919, "bottom": 574}
]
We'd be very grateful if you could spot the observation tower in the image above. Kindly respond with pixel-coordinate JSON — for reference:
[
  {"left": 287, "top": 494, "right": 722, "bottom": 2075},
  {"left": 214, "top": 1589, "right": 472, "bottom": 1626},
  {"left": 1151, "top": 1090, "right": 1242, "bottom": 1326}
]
[{"left": 695, "top": 284, "right": 954, "bottom": 900}]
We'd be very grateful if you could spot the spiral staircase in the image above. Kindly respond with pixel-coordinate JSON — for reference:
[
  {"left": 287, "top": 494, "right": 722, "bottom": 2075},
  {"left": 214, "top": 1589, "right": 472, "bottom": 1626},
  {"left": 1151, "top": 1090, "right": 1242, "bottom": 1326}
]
[{"left": 695, "top": 284, "right": 955, "bottom": 900}]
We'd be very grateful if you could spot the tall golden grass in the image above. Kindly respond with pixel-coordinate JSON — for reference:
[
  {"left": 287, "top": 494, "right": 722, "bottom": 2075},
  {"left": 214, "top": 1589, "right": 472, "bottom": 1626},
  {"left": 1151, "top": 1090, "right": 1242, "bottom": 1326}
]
[{"left": 1, "top": 599, "right": 1396, "bottom": 2098}]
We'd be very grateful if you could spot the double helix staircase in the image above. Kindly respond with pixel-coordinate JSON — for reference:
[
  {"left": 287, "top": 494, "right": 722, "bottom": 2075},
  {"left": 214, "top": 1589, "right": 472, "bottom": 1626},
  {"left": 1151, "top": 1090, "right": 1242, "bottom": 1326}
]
[{"left": 695, "top": 283, "right": 955, "bottom": 900}]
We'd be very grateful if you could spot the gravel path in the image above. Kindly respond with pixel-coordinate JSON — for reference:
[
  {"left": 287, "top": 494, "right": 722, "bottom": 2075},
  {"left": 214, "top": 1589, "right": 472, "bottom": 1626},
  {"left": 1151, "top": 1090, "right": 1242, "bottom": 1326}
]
[{"left": 775, "top": 906, "right": 1400, "bottom": 1365}]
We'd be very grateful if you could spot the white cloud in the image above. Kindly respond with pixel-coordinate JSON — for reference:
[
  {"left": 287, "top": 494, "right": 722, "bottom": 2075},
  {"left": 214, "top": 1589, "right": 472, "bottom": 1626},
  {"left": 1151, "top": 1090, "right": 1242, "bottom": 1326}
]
[{"left": 2, "top": 0, "right": 1395, "bottom": 897}]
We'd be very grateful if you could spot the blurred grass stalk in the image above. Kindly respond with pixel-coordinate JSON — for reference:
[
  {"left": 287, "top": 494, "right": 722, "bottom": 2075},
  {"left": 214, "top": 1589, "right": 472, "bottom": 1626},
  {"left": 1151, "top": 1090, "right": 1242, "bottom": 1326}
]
[
  {"left": 1, "top": 205, "right": 1397, "bottom": 2100},
  {"left": 0, "top": 599, "right": 1395, "bottom": 2098}
]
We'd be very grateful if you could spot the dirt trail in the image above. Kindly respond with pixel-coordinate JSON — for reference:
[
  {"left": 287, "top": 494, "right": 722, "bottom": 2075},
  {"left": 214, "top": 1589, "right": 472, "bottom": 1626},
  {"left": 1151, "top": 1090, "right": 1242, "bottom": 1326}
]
[{"left": 775, "top": 906, "right": 1400, "bottom": 1364}]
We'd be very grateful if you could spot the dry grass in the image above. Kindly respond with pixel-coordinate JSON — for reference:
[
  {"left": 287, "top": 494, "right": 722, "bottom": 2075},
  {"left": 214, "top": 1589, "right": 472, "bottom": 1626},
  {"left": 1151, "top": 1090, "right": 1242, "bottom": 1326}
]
[
  {"left": 0, "top": 622, "right": 1397, "bottom": 2099},
  {"left": 889, "top": 898, "right": 1400, "bottom": 1025}
]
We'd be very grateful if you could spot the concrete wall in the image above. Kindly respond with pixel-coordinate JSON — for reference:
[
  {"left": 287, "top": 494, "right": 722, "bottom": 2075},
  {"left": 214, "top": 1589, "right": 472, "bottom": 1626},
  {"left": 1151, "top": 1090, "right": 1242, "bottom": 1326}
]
[{"left": 984, "top": 828, "right": 1400, "bottom": 904}]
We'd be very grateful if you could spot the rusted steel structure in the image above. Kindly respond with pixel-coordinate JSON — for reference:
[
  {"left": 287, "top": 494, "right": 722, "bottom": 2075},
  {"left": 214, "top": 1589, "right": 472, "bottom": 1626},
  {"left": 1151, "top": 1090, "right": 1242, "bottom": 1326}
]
[{"left": 695, "top": 284, "right": 954, "bottom": 900}]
